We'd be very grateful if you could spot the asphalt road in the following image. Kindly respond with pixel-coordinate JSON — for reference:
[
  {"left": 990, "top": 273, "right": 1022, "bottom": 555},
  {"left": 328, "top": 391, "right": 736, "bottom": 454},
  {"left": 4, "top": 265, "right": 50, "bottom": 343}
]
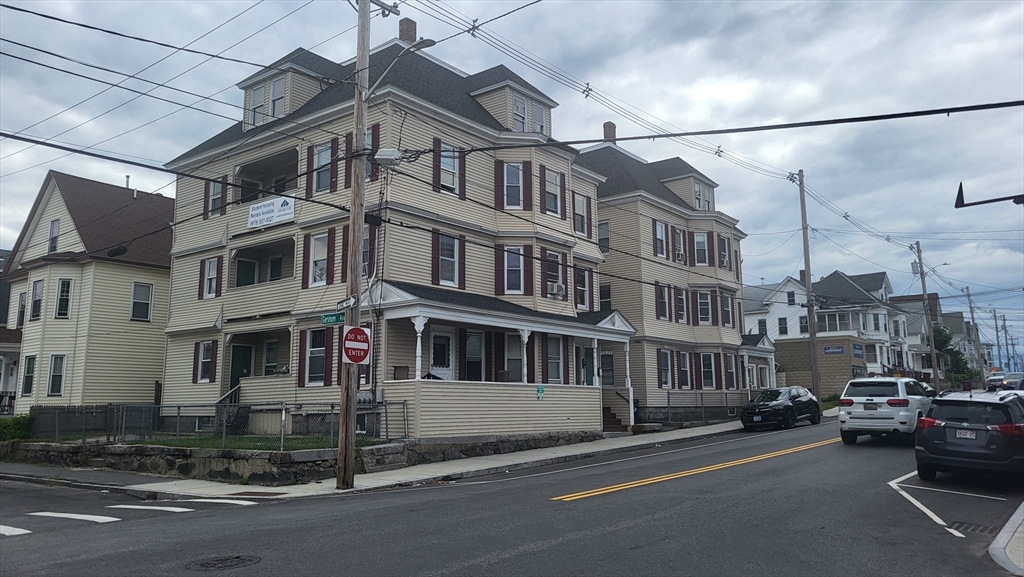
[{"left": 2, "top": 419, "right": 1021, "bottom": 576}]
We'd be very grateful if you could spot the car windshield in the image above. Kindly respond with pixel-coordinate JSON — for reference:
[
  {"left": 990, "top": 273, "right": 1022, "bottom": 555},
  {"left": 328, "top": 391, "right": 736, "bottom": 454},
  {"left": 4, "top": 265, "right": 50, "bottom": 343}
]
[
  {"left": 844, "top": 381, "right": 899, "bottom": 398},
  {"left": 930, "top": 402, "right": 1011, "bottom": 426},
  {"left": 1005, "top": 373, "right": 1023, "bottom": 380},
  {"left": 753, "top": 389, "right": 790, "bottom": 402}
]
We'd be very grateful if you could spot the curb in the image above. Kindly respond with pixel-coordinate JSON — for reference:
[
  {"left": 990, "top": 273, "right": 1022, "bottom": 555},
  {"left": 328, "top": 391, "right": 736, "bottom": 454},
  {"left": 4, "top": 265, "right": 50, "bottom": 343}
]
[
  {"left": 988, "top": 501, "right": 1024, "bottom": 577},
  {"left": 0, "top": 472, "right": 199, "bottom": 501}
]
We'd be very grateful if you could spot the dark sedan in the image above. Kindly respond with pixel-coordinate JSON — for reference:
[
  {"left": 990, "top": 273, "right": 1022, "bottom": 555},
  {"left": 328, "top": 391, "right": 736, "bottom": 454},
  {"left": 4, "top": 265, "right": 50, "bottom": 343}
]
[{"left": 740, "top": 386, "right": 821, "bottom": 431}]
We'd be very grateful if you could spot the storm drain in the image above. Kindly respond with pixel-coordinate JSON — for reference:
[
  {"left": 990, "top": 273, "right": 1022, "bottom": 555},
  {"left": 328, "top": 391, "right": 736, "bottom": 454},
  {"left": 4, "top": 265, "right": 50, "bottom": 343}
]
[
  {"left": 229, "top": 491, "right": 285, "bottom": 497},
  {"left": 186, "top": 556, "right": 261, "bottom": 571},
  {"left": 948, "top": 521, "right": 999, "bottom": 536}
]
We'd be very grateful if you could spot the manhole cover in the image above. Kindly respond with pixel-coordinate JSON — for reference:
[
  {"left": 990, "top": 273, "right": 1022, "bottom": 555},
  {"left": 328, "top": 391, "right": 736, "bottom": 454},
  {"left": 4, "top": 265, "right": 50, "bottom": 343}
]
[
  {"left": 229, "top": 491, "right": 285, "bottom": 497},
  {"left": 948, "top": 521, "right": 999, "bottom": 536},
  {"left": 186, "top": 556, "right": 261, "bottom": 571}
]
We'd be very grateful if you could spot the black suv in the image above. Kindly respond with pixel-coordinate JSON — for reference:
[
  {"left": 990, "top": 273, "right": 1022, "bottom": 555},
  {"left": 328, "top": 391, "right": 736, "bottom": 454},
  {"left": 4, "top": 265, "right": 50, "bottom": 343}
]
[
  {"left": 915, "top": 390, "right": 1024, "bottom": 481},
  {"left": 740, "top": 386, "right": 821, "bottom": 431}
]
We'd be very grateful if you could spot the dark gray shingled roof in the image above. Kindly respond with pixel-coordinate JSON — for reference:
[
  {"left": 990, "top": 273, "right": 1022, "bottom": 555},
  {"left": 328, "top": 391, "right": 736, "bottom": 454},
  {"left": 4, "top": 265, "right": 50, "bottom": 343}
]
[
  {"left": 741, "top": 333, "right": 769, "bottom": 347},
  {"left": 740, "top": 282, "right": 779, "bottom": 313},
  {"left": 575, "top": 145, "right": 696, "bottom": 210},
  {"left": 171, "top": 43, "right": 552, "bottom": 165},
  {"left": 812, "top": 271, "right": 877, "bottom": 307},
  {"left": 847, "top": 272, "right": 888, "bottom": 293}
]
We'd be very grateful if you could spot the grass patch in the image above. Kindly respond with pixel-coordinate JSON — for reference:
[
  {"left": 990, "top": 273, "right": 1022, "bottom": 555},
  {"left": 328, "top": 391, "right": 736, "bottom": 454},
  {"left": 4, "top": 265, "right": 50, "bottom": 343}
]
[
  {"left": 821, "top": 394, "right": 841, "bottom": 412},
  {"left": 125, "top": 435, "right": 386, "bottom": 451}
]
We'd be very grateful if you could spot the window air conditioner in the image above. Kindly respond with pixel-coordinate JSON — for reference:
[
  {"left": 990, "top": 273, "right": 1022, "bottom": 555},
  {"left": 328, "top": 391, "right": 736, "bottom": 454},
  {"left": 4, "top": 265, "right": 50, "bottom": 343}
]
[{"left": 548, "top": 282, "right": 565, "bottom": 298}]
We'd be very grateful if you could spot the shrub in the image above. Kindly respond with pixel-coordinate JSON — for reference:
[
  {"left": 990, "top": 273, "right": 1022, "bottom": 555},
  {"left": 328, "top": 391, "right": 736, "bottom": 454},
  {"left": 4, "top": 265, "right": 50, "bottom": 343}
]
[{"left": 0, "top": 414, "right": 33, "bottom": 441}]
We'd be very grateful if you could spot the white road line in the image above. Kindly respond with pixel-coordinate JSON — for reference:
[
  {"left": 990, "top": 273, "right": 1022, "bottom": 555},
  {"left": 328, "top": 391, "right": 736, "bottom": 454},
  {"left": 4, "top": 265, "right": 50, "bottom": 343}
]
[
  {"left": 179, "top": 499, "right": 258, "bottom": 506},
  {"left": 945, "top": 527, "right": 966, "bottom": 538},
  {"left": 0, "top": 525, "right": 32, "bottom": 536},
  {"left": 887, "top": 472, "right": 948, "bottom": 527},
  {"left": 895, "top": 483, "right": 1008, "bottom": 501},
  {"left": 27, "top": 512, "right": 120, "bottom": 523},
  {"left": 106, "top": 505, "right": 195, "bottom": 513}
]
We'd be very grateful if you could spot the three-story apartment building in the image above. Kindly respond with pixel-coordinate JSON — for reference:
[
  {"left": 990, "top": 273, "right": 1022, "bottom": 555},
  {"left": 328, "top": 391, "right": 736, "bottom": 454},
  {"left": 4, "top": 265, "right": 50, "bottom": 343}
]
[
  {"left": 161, "top": 21, "right": 634, "bottom": 437},
  {"left": 577, "top": 124, "right": 748, "bottom": 423}
]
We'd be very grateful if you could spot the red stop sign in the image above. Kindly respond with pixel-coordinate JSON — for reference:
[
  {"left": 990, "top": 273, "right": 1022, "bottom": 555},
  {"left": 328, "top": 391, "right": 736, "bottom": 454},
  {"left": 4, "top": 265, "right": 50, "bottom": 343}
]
[{"left": 342, "top": 326, "right": 372, "bottom": 365}]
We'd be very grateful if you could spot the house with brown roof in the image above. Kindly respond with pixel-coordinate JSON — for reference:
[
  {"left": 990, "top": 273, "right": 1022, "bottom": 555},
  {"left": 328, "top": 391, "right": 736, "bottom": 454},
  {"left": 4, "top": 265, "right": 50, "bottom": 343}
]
[{"left": 1, "top": 171, "right": 174, "bottom": 413}]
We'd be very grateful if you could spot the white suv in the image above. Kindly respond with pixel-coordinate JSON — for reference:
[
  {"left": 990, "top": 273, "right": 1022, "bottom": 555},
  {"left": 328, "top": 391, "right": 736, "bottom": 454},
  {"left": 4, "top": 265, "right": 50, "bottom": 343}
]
[{"left": 838, "top": 377, "right": 935, "bottom": 444}]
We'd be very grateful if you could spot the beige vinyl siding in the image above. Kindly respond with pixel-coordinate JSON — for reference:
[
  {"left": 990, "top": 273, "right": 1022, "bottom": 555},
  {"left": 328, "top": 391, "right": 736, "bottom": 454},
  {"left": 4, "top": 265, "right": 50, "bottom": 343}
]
[
  {"left": 381, "top": 380, "right": 601, "bottom": 437},
  {"left": 601, "top": 387, "right": 631, "bottom": 422},
  {"left": 289, "top": 72, "right": 322, "bottom": 113},
  {"left": 22, "top": 186, "right": 86, "bottom": 261},
  {"left": 79, "top": 262, "right": 167, "bottom": 404},
  {"left": 161, "top": 335, "right": 222, "bottom": 405},
  {"left": 6, "top": 278, "right": 26, "bottom": 328},
  {"left": 473, "top": 88, "right": 509, "bottom": 128},
  {"left": 167, "top": 251, "right": 225, "bottom": 332},
  {"left": 661, "top": 176, "right": 695, "bottom": 207},
  {"left": 595, "top": 198, "right": 646, "bottom": 333},
  {"left": 385, "top": 318, "right": 418, "bottom": 381}
]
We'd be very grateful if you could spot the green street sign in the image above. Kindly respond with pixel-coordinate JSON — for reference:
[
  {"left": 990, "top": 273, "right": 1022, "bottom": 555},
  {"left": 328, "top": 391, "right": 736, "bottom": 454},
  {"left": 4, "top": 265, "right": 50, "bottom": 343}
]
[{"left": 320, "top": 312, "right": 345, "bottom": 326}]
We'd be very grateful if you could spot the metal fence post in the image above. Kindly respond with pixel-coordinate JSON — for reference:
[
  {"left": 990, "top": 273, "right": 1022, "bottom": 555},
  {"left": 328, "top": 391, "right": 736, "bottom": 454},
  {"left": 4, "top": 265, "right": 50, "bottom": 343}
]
[
  {"left": 384, "top": 403, "right": 389, "bottom": 440},
  {"left": 329, "top": 403, "right": 335, "bottom": 448},
  {"left": 279, "top": 401, "right": 286, "bottom": 452},
  {"left": 176, "top": 405, "right": 181, "bottom": 439},
  {"left": 54, "top": 409, "right": 59, "bottom": 442},
  {"left": 403, "top": 402, "right": 408, "bottom": 439},
  {"left": 81, "top": 406, "right": 86, "bottom": 445},
  {"left": 700, "top": 393, "right": 706, "bottom": 425},
  {"left": 221, "top": 405, "right": 227, "bottom": 449}
]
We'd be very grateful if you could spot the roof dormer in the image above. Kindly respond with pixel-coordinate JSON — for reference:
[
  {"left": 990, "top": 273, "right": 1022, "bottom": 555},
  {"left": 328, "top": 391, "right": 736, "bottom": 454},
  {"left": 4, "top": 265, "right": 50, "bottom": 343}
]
[
  {"left": 237, "top": 51, "right": 336, "bottom": 131},
  {"left": 470, "top": 81, "right": 557, "bottom": 137}
]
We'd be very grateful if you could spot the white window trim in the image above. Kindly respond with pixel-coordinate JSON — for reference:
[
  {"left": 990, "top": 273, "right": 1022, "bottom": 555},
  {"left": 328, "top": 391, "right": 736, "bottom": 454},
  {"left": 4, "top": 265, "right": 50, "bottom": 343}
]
[
  {"left": 268, "top": 255, "right": 283, "bottom": 281},
  {"left": 263, "top": 339, "right": 279, "bottom": 375},
  {"left": 250, "top": 84, "right": 265, "bottom": 126},
  {"left": 719, "top": 237, "right": 731, "bottom": 268},
  {"left": 599, "top": 283, "right": 611, "bottom": 312},
  {"left": 465, "top": 331, "right": 485, "bottom": 381},
  {"left": 48, "top": 219, "right": 59, "bottom": 253},
  {"left": 198, "top": 341, "right": 213, "bottom": 383},
  {"left": 726, "top": 354, "right": 736, "bottom": 390},
  {"left": 504, "top": 162, "right": 522, "bottom": 209},
  {"left": 531, "top": 101, "right": 545, "bottom": 133},
  {"left": 314, "top": 145, "right": 331, "bottom": 193},
  {"left": 270, "top": 76, "right": 285, "bottom": 119},
  {"left": 676, "top": 289, "right": 687, "bottom": 324},
  {"left": 575, "top": 267, "right": 589, "bottom": 310},
  {"left": 236, "top": 257, "right": 260, "bottom": 287},
  {"left": 361, "top": 224, "right": 372, "bottom": 278},
  {"left": 22, "top": 355, "right": 35, "bottom": 397},
  {"left": 545, "top": 251, "right": 562, "bottom": 290},
  {"left": 721, "top": 294, "right": 733, "bottom": 327},
  {"left": 673, "top": 228, "right": 684, "bottom": 262},
  {"left": 701, "top": 352, "right": 715, "bottom": 390},
  {"left": 364, "top": 128, "right": 374, "bottom": 182},
  {"left": 47, "top": 354, "right": 65, "bottom": 397},
  {"left": 694, "top": 232, "right": 708, "bottom": 265},
  {"left": 545, "top": 170, "right": 561, "bottom": 216},
  {"left": 504, "top": 246, "right": 524, "bottom": 295},
  {"left": 30, "top": 279, "right": 43, "bottom": 319},
  {"left": 779, "top": 317, "right": 789, "bottom": 335},
  {"left": 598, "top": 221, "right": 610, "bottom": 254},
  {"left": 203, "top": 259, "right": 218, "bottom": 299},
  {"left": 53, "top": 278, "right": 73, "bottom": 320},
  {"left": 697, "top": 292, "right": 712, "bottom": 324},
  {"left": 505, "top": 333, "right": 523, "bottom": 382},
  {"left": 16, "top": 292, "right": 25, "bottom": 328},
  {"left": 130, "top": 281, "right": 154, "bottom": 322},
  {"left": 438, "top": 234, "right": 458, "bottom": 287},
  {"left": 573, "top": 193, "right": 587, "bottom": 235},
  {"left": 306, "top": 329, "right": 326, "bottom": 387},
  {"left": 656, "top": 284, "right": 670, "bottom": 320},
  {"left": 440, "top": 144, "right": 458, "bottom": 195},
  {"left": 310, "top": 232, "right": 328, "bottom": 287},
  {"left": 546, "top": 334, "right": 562, "bottom": 384},
  {"left": 512, "top": 93, "right": 527, "bottom": 132},
  {"left": 209, "top": 181, "right": 224, "bottom": 215},
  {"left": 655, "top": 222, "right": 666, "bottom": 256},
  {"left": 678, "top": 352, "right": 691, "bottom": 389}
]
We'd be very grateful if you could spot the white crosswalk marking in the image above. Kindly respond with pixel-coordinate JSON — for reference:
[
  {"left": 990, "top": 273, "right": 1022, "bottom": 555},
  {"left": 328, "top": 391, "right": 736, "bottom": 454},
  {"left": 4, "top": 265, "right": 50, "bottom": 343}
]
[
  {"left": 0, "top": 525, "right": 32, "bottom": 536},
  {"left": 27, "top": 512, "right": 120, "bottom": 523},
  {"left": 107, "top": 505, "right": 194, "bottom": 513},
  {"left": 180, "top": 499, "right": 258, "bottom": 506}
]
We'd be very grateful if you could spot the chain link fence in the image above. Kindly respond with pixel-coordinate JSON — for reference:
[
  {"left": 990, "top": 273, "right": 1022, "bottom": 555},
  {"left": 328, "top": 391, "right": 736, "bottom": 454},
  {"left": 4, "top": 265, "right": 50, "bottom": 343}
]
[{"left": 28, "top": 401, "right": 407, "bottom": 450}]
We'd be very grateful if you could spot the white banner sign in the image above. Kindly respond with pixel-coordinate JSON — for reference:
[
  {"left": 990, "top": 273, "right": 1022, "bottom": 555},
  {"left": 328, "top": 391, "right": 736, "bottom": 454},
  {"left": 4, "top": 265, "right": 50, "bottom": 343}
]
[{"left": 247, "top": 197, "right": 294, "bottom": 228}]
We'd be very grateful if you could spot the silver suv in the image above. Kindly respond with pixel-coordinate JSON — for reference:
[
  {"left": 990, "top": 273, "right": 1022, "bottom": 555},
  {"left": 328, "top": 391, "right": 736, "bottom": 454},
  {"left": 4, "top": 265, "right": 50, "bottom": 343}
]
[{"left": 838, "top": 377, "right": 936, "bottom": 444}]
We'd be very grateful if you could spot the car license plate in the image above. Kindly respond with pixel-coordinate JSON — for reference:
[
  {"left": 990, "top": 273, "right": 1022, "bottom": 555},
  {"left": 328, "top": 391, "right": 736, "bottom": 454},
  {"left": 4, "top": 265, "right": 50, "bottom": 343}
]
[
  {"left": 955, "top": 429, "right": 976, "bottom": 440},
  {"left": 753, "top": 416, "right": 761, "bottom": 422},
  {"left": 863, "top": 403, "right": 877, "bottom": 410}
]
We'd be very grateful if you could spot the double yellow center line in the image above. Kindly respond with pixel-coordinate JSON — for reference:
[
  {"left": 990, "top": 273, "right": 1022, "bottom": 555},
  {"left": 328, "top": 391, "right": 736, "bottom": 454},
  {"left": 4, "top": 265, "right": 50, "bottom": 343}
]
[{"left": 551, "top": 437, "right": 841, "bottom": 501}]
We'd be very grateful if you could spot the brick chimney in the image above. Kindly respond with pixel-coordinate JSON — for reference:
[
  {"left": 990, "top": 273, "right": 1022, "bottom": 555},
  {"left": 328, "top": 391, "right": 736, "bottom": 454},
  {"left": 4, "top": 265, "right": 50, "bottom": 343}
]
[
  {"left": 799, "top": 270, "right": 806, "bottom": 283},
  {"left": 399, "top": 18, "right": 416, "bottom": 44},
  {"left": 603, "top": 121, "right": 616, "bottom": 142}
]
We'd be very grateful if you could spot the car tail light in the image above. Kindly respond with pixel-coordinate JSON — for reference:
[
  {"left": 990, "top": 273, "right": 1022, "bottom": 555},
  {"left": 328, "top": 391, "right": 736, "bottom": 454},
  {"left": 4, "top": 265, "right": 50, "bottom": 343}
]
[
  {"left": 839, "top": 398, "right": 854, "bottom": 406},
  {"left": 918, "top": 417, "right": 944, "bottom": 429},
  {"left": 887, "top": 398, "right": 910, "bottom": 407},
  {"left": 986, "top": 423, "right": 1024, "bottom": 437}
]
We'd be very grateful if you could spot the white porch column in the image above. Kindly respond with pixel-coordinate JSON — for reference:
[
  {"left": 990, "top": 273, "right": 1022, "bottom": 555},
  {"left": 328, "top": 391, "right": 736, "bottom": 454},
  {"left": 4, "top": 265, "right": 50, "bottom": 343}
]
[
  {"left": 769, "top": 353, "right": 776, "bottom": 387},
  {"left": 591, "top": 338, "right": 599, "bottom": 387},
  {"left": 412, "top": 316, "right": 428, "bottom": 381},
  {"left": 518, "top": 329, "right": 532, "bottom": 383},
  {"left": 624, "top": 341, "right": 634, "bottom": 426},
  {"left": 742, "top": 353, "right": 751, "bottom": 401}
]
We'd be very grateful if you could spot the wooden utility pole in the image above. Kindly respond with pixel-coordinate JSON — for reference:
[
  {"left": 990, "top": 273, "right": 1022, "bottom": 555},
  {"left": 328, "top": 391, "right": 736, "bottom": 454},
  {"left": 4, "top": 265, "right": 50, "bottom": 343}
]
[
  {"left": 1003, "top": 315, "right": 1012, "bottom": 373},
  {"left": 915, "top": 241, "right": 942, "bottom": 388},
  {"left": 797, "top": 170, "right": 820, "bottom": 399},
  {"left": 965, "top": 286, "right": 983, "bottom": 385},
  {"left": 994, "top": 309, "right": 1003, "bottom": 370}
]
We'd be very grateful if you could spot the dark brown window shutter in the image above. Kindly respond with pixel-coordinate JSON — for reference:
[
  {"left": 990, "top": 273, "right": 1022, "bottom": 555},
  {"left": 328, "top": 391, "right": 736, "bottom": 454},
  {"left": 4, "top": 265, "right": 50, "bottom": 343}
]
[
  {"left": 734, "top": 249, "right": 739, "bottom": 279},
  {"left": 540, "top": 247, "right": 548, "bottom": 297},
  {"left": 494, "top": 244, "right": 505, "bottom": 295},
  {"left": 340, "top": 226, "right": 349, "bottom": 282},
  {"left": 656, "top": 349, "right": 664, "bottom": 388},
  {"left": 654, "top": 281, "right": 660, "bottom": 318},
  {"left": 674, "top": 286, "right": 681, "bottom": 322},
  {"left": 588, "top": 269, "right": 594, "bottom": 312},
  {"left": 430, "top": 229, "right": 440, "bottom": 286},
  {"left": 670, "top": 226, "right": 678, "bottom": 261},
  {"left": 210, "top": 340, "right": 219, "bottom": 382},
  {"left": 367, "top": 225, "right": 377, "bottom": 278},
  {"left": 458, "top": 150, "right": 467, "bottom": 200},
  {"left": 523, "top": 244, "right": 534, "bottom": 296},
  {"left": 526, "top": 335, "right": 535, "bottom": 383},
  {"left": 586, "top": 197, "right": 593, "bottom": 238},
  {"left": 203, "top": 181, "right": 210, "bottom": 220},
  {"left": 708, "top": 233, "right": 716, "bottom": 269},
  {"left": 329, "top": 137, "right": 339, "bottom": 192},
  {"left": 298, "top": 330, "right": 307, "bottom": 387},
  {"left": 652, "top": 219, "right": 659, "bottom": 256},
  {"left": 711, "top": 290, "right": 719, "bottom": 326},
  {"left": 670, "top": 350, "right": 677, "bottom": 389},
  {"left": 370, "top": 123, "right": 381, "bottom": 181},
  {"left": 305, "top": 146, "right": 314, "bottom": 198},
  {"left": 691, "top": 291, "right": 699, "bottom": 326},
  {"left": 192, "top": 342, "right": 200, "bottom": 383},
  {"left": 541, "top": 332, "right": 549, "bottom": 384},
  {"left": 344, "top": 132, "right": 353, "bottom": 189},
  {"left": 326, "top": 227, "right": 336, "bottom": 285},
  {"left": 219, "top": 176, "right": 228, "bottom": 215},
  {"left": 458, "top": 328, "right": 467, "bottom": 380},
  {"left": 458, "top": 235, "right": 467, "bottom": 290},
  {"left": 522, "top": 161, "right": 533, "bottom": 210},
  {"left": 688, "top": 231, "right": 696, "bottom": 267},
  {"left": 301, "top": 234, "right": 310, "bottom": 289},
  {"left": 324, "top": 326, "right": 334, "bottom": 386},
  {"left": 562, "top": 337, "right": 569, "bottom": 384},
  {"left": 197, "top": 259, "right": 205, "bottom": 300},
  {"left": 432, "top": 137, "right": 442, "bottom": 193},
  {"left": 495, "top": 333, "right": 505, "bottom": 373},
  {"left": 215, "top": 256, "right": 223, "bottom": 297},
  {"left": 559, "top": 173, "right": 567, "bottom": 221},
  {"left": 493, "top": 159, "right": 504, "bottom": 209},
  {"left": 714, "top": 353, "right": 723, "bottom": 389},
  {"left": 693, "top": 352, "right": 702, "bottom": 388},
  {"left": 538, "top": 164, "right": 547, "bottom": 214},
  {"left": 561, "top": 252, "right": 568, "bottom": 301}
]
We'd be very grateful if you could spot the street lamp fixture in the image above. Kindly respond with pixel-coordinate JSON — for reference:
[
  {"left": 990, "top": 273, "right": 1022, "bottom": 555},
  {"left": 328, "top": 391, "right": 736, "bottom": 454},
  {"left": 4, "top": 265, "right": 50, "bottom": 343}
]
[{"left": 366, "top": 38, "right": 435, "bottom": 101}]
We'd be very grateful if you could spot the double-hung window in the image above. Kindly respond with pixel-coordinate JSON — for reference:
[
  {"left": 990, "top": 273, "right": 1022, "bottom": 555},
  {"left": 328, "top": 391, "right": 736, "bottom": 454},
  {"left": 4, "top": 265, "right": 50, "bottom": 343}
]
[
  {"left": 268, "top": 256, "right": 283, "bottom": 281},
  {"left": 701, "top": 353, "right": 715, "bottom": 389},
  {"left": 758, "top": 319, "right": 767, "bottom": 334},
  {"left": 465, "top": 332, "right": 483, "bottom": 381},
  {"left": 438, "top": 234, "right": 458, "bottom": 287},
  {"left": 694, "top": 232, "right": 708, "bottom": 265},
  {"left": 48, "top": 219, "right": 59, "bottom": 253},
  {"left": 725, "top": 354, "right": 736, "bottom": 389},
  {"left": 309, "top": 233, "right": 328, "bottom": 286},
  {"left": 531, "top": 102, "right": 545, "bottom": 133},
  {"left": 656, "top": 284, "right": 670, "bottom": 320},
  {"left": 504, "top": 163, "right": 522, "bottom": 208},
  {"left": 677, "top": 352, "right": 690, "bottom": 388},
  {"left": 48, "top": 355, "right": 65, "bottom": 396},
  {"left": 364, "top": 128, "right": 374, "bottom": 180},
  {"left": 546, "top": 252, "right": 562, "bottom": 290},
  {"left": 21, "top": 355, "right": 35, "bottom": 396},
  {"left": 208, "top": 181, "right": 224, "bottom": 215},
  {"left": 598, "top": 222, "right": 610, "bottom": 254},
  {"left": 30, "top": 280, "right": 43, "bottom": 320},
  {"left": 658, "top": 349, "right": 671, "bottom": 388},
  {"left": 694, "top": 183, "right": 704, "bottom": 210},
  {"left": 250, "top": 84, "right": 265, "bottom": 125},
  {"left": 600, "top": 284, "right": 611, "bottom": 312},
  {"left": 16, "top": 293, "right": 25, "bottom": 328},
  {"left": 873, "top": 314, "right": 881, "bottom": 331},
  {"left": 362, "top": 224, "right": 372, "bottom": 278},
  {"left": 545, "top": 170, "right": 560, "bottom": 215},
  {"left": 203, "top": 259, "right": 218, "bottom": 299},
  {"left": 54, "top": 278, "right": 72, "bottom": 319},
  {"left": 314, "top": 146, "right": 331, "bottom": 193},
  {"left": 675, "top": 288, "right": 687, "bottom": 323},
  {"left": 440, "top": 144, "right": 458, "bottom": 193},
  {"left": 198, "top": 341, "right": 213, "bottom": 382},
  {"left": 778, "top": 317, "right": 789, "bottom": 335},
  {"left": 719, "top": 237, "right": 730, "bottom": 267},
  {"left": 697, "top": 292, "right": 711, "bottom": 324},
  {"left": 270, "top": 77, "right": 285, "bottom": 118},
  {"left": 866, "top": 345, "right": 878, "bottom": 364},
  {"left": 263, "top": 340, "right": 279, "bottom": 375},
  {"left": 505, "top": 246, "right": 523, "bottom": 293},
  {"left": 506, "top": 334, "right": 523, "bottom": 382},
  {"left": 721, "top": 294, "right": 732, "bottom": 326},
  {"left": 546, "top": 334, "right": 562, "bottom": 383},
  {"left": 573, "top": 194, "right": 587, "bottom": 235},
  {"left": 512, "top": 94, "right": 527, "bottom": 132},
  {"left": 131, "top": 282, "right": 153, "bottom": 321},
  {"left": 575, "top": 267, "right": 589, "bottom": 310},
  {"left": 654, "top": 222, "right": 666, "bottom": 256},
  {"left": 787, "top": 291, "right": 796, "bottom": 306},
  {"left": 673, "top": 228, "right": 684, "bottom": 262},
  {"left": 799, "top": 315, "right": 809, "bottom": 334},
  {"left": 306, "top": 329, "right": 325, "bottom": 386}
]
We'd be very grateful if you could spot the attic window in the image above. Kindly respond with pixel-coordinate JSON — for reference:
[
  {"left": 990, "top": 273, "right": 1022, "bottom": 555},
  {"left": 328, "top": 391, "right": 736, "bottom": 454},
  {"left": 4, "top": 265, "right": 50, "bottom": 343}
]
[
  {"left": 512, "top": 94, "right": 526, "bottom": 132},
  {"left": 270, "top": 77, "right": 286, "bottom": 118},
  {"left": 48, "top": 219, "right": 59, "bottom": 253},
  {"left": 531, "top": 102, "right": 545, "bottom": 133},
  {"left": 250, "top": 84, "right": 266, "bottom": 126}
]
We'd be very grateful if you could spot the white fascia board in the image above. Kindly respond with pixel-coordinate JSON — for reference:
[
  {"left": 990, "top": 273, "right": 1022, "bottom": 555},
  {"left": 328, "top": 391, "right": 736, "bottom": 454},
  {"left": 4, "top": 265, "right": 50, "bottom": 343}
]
[
  {"left": 170, "top": 236, "right": 228, "bottom": 258},
  {"left": 659, "top": 173, "right": 720, "bottom": 189},
  {"left": 341, "top": 39, "right": 469, "bottom": 78},
  {"left": 237, "top": 62, "right": 323, "bottom": 90},
  {"left": 470, "top": 81, "right": 558, "bottom": 108},
  {"left": 571, "top": 163, "right": 607, "bottom": 184},
  {"left": 382, "top": 88, "right": 504, "bottom": 142},
  {"left": 578, "top": 141, "right": 648, "bottom": 164},
  {"left": 572, "top": 251, "right": 604, "bottom": 265}
]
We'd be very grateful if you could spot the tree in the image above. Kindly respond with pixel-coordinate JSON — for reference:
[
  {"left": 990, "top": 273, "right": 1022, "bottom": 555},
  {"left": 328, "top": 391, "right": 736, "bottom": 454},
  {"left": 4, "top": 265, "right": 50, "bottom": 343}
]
[{"left": 933, "top": 325, "right": 980, "bottom": 387}]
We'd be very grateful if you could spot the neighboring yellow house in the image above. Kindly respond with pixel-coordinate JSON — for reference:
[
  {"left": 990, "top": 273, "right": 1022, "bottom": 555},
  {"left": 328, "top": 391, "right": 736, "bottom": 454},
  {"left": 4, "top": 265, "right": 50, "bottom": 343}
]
[
  {"left": 161, "top": 20, "right": 635, "bottom": 437},
  {"left": 1, "top": 171, "right": 174, "bottom": 413}
]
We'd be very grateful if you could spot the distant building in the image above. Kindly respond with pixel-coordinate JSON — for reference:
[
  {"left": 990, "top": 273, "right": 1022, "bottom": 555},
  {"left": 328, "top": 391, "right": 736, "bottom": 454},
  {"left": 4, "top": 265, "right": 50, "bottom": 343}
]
[{"left": 0, "top": 248, "right": 17, "bottom": 413}]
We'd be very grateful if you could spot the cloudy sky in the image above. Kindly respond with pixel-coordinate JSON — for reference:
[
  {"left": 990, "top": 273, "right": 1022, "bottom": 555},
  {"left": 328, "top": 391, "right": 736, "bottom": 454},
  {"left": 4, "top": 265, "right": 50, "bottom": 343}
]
[{"left": 1, "top": 0, "right": 1021, "bottom": 360}]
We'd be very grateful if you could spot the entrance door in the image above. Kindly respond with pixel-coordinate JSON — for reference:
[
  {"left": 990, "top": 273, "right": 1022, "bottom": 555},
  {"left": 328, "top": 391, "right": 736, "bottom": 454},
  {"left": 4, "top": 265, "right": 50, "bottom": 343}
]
[
  {"left": 429, "top": 327, "right": 454, "bottom": 380},
  {"left": 229, "top": 345, "right": 253, "bottom": 403},
  {"left": 575, "top": 346, "right": 595, "bottom": 386}
]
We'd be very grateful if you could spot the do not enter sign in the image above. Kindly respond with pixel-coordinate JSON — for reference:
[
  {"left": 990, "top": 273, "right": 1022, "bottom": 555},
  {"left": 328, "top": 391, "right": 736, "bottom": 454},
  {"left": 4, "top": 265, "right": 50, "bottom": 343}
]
[{"left": 342, "top": 326, "right": 372, "bottom": 365}]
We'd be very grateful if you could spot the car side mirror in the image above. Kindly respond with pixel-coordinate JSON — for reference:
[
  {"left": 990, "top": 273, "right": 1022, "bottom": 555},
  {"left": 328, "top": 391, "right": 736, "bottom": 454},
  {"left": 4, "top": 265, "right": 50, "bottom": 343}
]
[{"left": 926, "top": 390, "right": 936, "bottom": 398}]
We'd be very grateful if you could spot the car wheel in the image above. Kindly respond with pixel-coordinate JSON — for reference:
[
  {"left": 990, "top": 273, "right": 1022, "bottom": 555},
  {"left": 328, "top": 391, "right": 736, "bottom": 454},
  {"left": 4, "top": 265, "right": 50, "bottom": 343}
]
[
  {"left": 841, "top": 430, "right": 858, "bottom": 445},
  {"left": 810, "top": 407, "right": 821, "bottom": 425},
  {"left": 917, "top": 463, "right": 937, "bottom": 481},
  {"left": 782, "top": 410, "right": 796, "bottom": 429}
]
